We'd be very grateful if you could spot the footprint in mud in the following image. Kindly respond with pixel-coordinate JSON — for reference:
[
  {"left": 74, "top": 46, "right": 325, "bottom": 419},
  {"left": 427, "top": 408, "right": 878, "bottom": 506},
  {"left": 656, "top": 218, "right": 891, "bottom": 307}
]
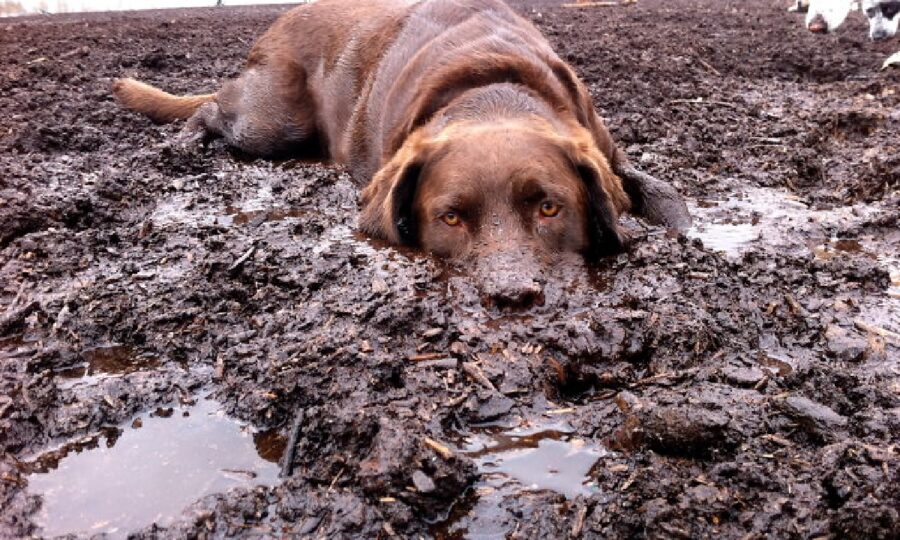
[{"left": 24, "top": 398, "right": 280, "bottom": 538}]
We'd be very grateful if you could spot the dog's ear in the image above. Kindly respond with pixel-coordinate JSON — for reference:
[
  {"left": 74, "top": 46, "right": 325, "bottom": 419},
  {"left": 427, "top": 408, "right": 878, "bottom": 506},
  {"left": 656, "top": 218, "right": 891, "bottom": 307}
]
[
  {"left": 559, "top": 131, "right": 632, "bottom": 257},
  {"left": 359, "top": 132, "right": 433, "bottom": 246}
]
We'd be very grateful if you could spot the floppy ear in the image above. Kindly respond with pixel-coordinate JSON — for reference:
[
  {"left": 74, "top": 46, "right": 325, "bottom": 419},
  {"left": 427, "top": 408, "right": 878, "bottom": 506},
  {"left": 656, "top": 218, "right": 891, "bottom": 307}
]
[
  {"left": 560, "top": 132, "right": 632, "bottom": 257},
  {"left": 359, "top": 133, "right": 432, "bottom": 246}
]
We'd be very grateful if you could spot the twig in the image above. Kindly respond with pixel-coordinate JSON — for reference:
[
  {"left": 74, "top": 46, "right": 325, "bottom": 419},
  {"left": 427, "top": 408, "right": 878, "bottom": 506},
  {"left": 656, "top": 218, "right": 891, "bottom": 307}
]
[
  {"left": 424, "top": 437, "right": 454, "bottom": 460},
  {"left": 854, "top": 319, "right": 900, "bottom": 344},
  {"left": 694, "top": 57, "right": 721, "bottom": 76},
  {"left": 670, "top": 98, "right": 741, "bottom": 110},
  {"left": 414, "top": 358, "right": 458, "bottom": 369},
  {"left": 562, "top": 1, "right": 619, "bottom": 7},
  {"left": 570, "top": 503, "right": 590, "bottom": 538},
  {"left": 280, "top": 408, "right": 305, "bottom": 478},
  {"left": 327, "top": 466, "right": 345, "bottom": 492},
  {"left": 408, "top": 352, "right": 450, "bottom": 362},
  {"left": 629, "top": 368, "right": 697, "bottom": 388},
  {"left": 462, "top": 361, "right": 496, "bottom": 391},
  {"left": 228, "top": 245, "right": 256, "bottom": 274}
]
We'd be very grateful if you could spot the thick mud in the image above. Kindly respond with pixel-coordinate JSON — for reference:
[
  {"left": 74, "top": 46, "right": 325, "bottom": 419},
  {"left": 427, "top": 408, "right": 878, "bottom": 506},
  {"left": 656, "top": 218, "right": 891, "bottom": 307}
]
[{"left": 1, "top": 1, "right": 898, "bottom": 538}]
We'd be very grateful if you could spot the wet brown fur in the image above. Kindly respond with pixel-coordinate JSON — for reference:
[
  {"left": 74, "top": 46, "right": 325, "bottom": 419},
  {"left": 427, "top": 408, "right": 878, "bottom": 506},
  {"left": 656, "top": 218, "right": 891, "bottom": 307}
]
[
  {"left": 113, "top": 0, "right": 642, "bottom": 281},
  {"left": 112, "top": 79, "right": 216, "bottom": 123}
]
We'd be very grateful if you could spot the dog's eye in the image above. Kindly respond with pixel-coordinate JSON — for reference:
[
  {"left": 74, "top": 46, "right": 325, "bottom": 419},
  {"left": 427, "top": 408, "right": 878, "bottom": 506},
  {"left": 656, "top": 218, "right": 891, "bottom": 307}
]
[
  {"left": 442, "top": 212, "right": 461, "bottom": 226},
  {"left": 539, "top": 200, "right": 561, "bottom": 218}
]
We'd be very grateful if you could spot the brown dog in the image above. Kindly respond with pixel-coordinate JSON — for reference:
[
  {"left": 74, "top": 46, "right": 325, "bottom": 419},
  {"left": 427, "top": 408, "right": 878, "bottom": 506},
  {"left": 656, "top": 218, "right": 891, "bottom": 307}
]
[{"left": 114, "top": 0, "right": 689, "bottom": 308}]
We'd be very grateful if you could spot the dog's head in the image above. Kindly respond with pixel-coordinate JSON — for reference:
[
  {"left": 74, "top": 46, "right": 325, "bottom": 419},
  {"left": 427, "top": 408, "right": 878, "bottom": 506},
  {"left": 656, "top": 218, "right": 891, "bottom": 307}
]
[
  {"left": 863, "top": 0, "right": 900, "bottom": 39},
  {"left": 359, "top": 117, "right": 630, "bottom": 309},
  {"left": 806, "top": 0, "right": 855, "bottom": 33}
]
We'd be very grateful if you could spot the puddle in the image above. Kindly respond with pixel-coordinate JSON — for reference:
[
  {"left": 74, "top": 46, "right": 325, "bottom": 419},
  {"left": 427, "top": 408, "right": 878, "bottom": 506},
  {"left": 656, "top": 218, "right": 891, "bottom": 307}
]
[
  {"left": 1, "top": 0, "right": 299, "bottom": 17},
  {"left": 689, "top": 186, "right": 899, "bottom": 334},
  {"left": 435, "top": 424, "right": 605, "bottom": 538},
  {"left": 54, "top": 344, "right": 158, "bottom": 390},
  {"left": 690, "top": 222, "right": 759, "bottom": 255},
  {"left": 687, "top": 187, "right": 809, "bottom": 258},
  {"left": 215, "top": 205, "right": 307, "bottom": 227},
  {"left": 758, "top": 350, "right": 795, "bottom": 376},
  {"left": 24, "top": 397, "right": 280, "bottom": 538},
  {"left": 253, "top": 429, "right": 287, "bottom": 464}
]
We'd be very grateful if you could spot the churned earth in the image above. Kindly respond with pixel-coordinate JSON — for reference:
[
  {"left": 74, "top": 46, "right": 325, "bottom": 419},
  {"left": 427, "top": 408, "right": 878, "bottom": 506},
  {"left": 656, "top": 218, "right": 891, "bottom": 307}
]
[{"left": 1, "top": 0, "right": 898, "bottom": 538}]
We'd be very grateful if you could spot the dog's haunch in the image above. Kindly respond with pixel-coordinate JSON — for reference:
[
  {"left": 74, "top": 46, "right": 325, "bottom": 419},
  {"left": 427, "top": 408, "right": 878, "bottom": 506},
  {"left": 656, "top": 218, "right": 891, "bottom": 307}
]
[{"left": 113, "top": 0, "right": 691, "bottom": 306}]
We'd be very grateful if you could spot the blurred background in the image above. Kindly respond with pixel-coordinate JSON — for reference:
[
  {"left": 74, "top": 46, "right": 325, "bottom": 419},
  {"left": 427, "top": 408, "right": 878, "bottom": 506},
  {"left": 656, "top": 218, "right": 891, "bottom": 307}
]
[{"left": 1, "top": 0, "right": 302, "bottom": 17}]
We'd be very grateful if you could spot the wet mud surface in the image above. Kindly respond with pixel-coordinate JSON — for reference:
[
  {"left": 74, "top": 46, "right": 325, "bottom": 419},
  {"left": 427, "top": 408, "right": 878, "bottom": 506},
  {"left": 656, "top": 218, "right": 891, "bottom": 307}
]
[{"left": 1, "top": 1, "right": 898, "bottom": 538}]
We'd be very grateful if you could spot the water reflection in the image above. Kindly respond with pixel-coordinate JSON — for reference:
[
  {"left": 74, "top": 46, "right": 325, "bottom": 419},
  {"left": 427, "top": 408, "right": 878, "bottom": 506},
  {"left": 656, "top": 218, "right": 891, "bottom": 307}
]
[{"left": 25, "top": 398, "right": 280, "bottom": 538}]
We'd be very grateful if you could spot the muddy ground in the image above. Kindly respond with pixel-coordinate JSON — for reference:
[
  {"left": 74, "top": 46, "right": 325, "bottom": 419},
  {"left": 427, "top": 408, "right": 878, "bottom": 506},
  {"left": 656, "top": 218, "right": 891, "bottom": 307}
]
[{"left": 1, "top": 0, "right": 898, "bottom": 538}]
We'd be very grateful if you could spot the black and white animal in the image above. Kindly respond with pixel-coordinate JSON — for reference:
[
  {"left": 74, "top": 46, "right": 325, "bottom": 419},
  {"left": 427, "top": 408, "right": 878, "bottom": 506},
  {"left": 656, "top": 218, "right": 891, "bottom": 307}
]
[
  {"left": 862, "top": 0, "right": 900, "bottom": 40},
  {"left": 798, "top": 0, "right": 899, "bottom": 40}
]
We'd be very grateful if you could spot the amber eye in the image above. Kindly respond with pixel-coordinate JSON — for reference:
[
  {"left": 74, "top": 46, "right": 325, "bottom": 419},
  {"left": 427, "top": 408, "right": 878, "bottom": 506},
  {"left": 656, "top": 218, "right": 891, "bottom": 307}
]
[
  {"left": 539, "top": 200, "right": 561, "bottom": 218},
  {"left": 442, "top": 212, "right": 461, "bottom": 226}
]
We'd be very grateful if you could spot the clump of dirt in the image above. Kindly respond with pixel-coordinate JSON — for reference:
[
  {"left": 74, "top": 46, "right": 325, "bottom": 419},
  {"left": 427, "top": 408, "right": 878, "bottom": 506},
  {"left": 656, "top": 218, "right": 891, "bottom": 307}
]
[{"left": 1, "top": 1, "right": 897, "bottom": 539}]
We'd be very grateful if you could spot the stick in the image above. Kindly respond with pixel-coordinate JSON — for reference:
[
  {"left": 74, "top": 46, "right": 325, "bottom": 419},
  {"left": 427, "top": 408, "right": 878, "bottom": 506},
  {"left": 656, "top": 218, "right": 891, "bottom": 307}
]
[
  {"left": 408, "top": 352, "right": 450, "bottom": 362},
  {"left": 562, "top": 1, "right": 619, "bottom": 7},
  {"left": 424, "top": 437, "right": 454, "bottom": 460},
  {"left": 280, "top": 409, "right": 305, "bottom": 478},
  {"left": 854, "top": 319, "right": 900, "bottom": 344},
  {"left": 462, "top": 362, "right": 496, "bottom": 391},
  {"left": 670, "top": 98, "right": 741, "bottom": 110},
  {"left": 228, "top": 245, "right": 256, "bottom": 274}
]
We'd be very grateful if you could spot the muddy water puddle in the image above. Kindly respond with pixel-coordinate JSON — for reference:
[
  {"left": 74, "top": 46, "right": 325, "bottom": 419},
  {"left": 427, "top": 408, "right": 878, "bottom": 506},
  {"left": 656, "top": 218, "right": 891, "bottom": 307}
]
[
  {"left": 688, "top": 187, "right": 813, "bottom": 258},
  {"left": 215, "top": 205, "right": 308, "bottom": 227},
  {"left": 689, "top": 187, "right": 899, "bottom": 287},
  {"left": 436, "top": 423, "right": 605, "bottom": 538},
  {"left": 24, "top": 397, "right": 280, "bottom": 538},
  {"left": 689, "top": 186, "right": 899, "bottom": 333},
  {"left": 152, "top": 195, "right": 307, "bottom": 230},
  {"left": 54, "top": 343, "right": 160, "bottom": 390}
]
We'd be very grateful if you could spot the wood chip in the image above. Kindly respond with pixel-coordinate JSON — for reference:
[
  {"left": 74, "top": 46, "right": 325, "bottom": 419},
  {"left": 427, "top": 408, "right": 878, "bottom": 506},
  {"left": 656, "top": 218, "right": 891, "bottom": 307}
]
[
  {"left": 761, "top": 434, "right": 792, "bottom": 446},
  {"left": 424, "top": 437, "right": 454, "bottom": 460},
  {"left": 414, "top": 358, "right": 458, "bottom": 369},
  {"left": 228, "top": 245, "right": 256, "bottom": 274},
  {"left": 620, "top": 469, "right": 639, "bottom": 491},
  {"left": 408, "top": 352, "right": 450, "bottom": 362},
  {"left": 462, "top": 361, "right": 496, "bottom": 391},
  {"left": 853, "top": 319, "right": 900, "bottom": 344},
  {"left": 570, "top": 504, "right": 589, "bottom": 538}
]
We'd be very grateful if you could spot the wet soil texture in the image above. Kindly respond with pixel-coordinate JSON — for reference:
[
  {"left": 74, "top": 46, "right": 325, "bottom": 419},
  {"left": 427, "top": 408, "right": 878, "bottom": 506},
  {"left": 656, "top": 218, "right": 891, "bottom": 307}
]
[{"left": 1, "top": 1, "right": 898, "bottom": 538}]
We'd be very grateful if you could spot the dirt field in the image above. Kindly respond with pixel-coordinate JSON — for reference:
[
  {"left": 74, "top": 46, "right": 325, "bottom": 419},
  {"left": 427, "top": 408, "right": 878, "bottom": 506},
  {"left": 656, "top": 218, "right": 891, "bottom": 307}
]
[{"left": 1, "top": 0, "right": 898, "bottom": 538}]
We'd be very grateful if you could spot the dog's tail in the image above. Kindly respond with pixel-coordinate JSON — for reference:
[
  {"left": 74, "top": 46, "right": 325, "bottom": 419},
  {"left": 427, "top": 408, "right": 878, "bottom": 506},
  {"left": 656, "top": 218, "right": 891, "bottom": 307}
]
[{"left": 112, "top": 78, "right": 216, "bottom": 123}]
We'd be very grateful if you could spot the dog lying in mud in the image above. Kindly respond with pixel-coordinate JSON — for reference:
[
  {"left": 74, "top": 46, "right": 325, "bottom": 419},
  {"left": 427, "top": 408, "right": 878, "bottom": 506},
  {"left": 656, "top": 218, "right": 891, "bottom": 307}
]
[{"left": 113, "top": 0, "right": 689, "bottom": 308}]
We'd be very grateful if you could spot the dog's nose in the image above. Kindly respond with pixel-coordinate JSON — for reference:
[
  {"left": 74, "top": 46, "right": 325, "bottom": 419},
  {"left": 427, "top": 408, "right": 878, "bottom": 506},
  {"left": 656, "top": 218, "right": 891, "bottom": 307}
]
[
  {"left": 808, "top": 15, "right": 829, "bottom": 33},
  {"left": 871, "top": 29, "right": 889, "bottom": 41},
  {"left": 483, "top": 274, "right": 544, "bottom": 310},
  {"left": 476, "top": 249, "right": 545, "bottom": 311}
]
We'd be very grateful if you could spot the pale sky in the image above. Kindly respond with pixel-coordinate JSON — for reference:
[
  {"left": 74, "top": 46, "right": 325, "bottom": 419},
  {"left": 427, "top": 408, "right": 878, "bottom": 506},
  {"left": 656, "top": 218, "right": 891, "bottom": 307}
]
[{"left": 1, "top": 0, "right": 302, "bottom": 17}]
